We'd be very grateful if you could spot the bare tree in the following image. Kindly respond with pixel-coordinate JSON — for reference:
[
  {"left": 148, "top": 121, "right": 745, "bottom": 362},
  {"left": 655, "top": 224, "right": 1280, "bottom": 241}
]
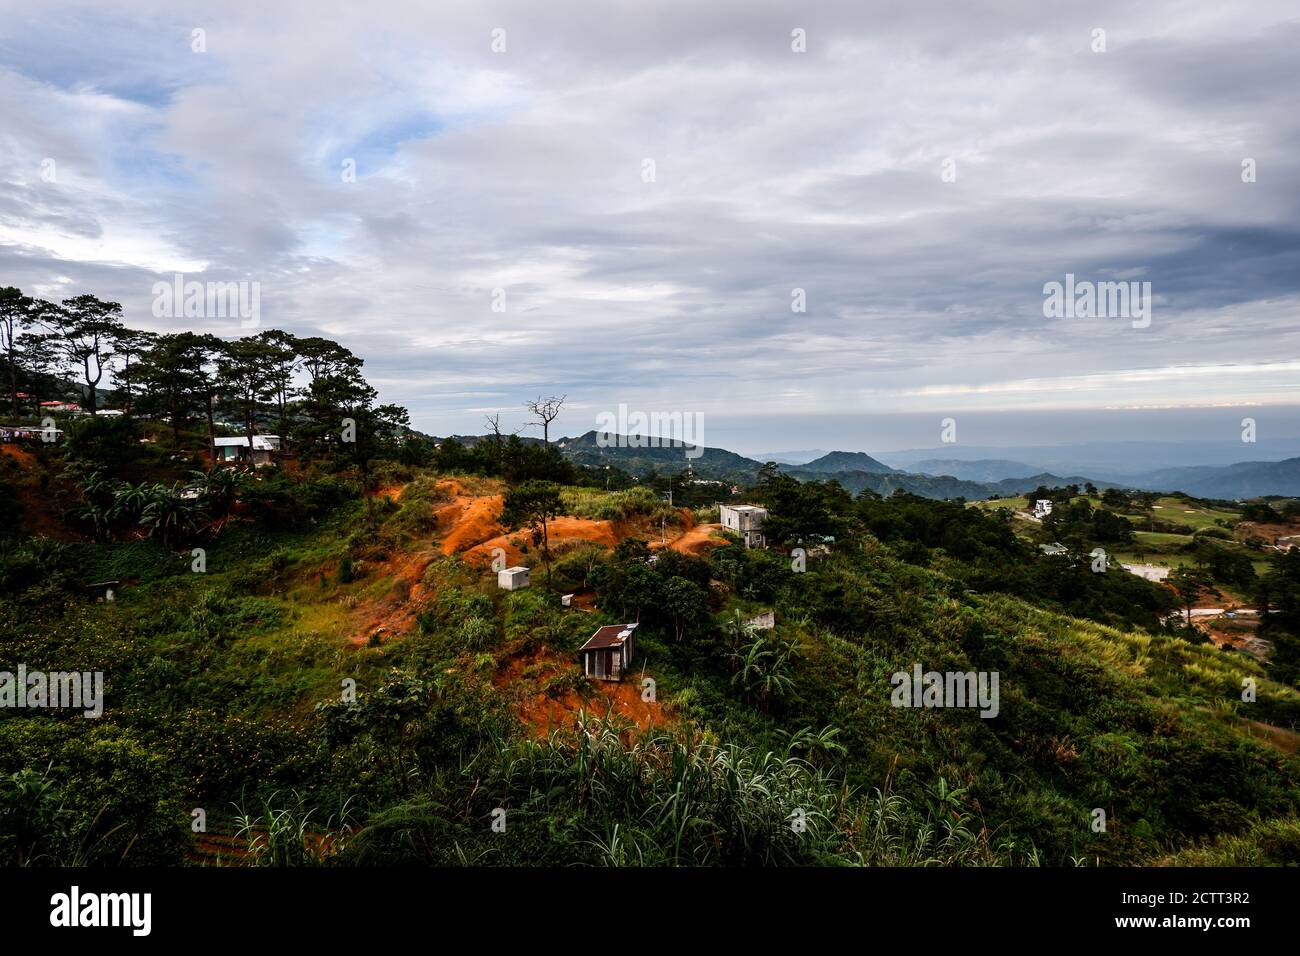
[
  {"left": 523, "top": 394, "right": 566, "bottom": 446},
  {"left": 484, "top": 412, "right": 510, "bottom": 444}
]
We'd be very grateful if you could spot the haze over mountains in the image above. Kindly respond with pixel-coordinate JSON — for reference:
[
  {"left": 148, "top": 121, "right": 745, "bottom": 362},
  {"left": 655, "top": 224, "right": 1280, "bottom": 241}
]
[{"left": 539, "top": 432, "right": 1300, "bottom": 500}]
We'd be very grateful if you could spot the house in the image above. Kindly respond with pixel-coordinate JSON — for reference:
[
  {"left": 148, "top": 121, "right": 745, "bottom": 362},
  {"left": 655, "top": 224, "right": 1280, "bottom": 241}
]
[
  {"left": 1032, "top": 499, "right": 1053, "bottom": 519},
  {"left": 746, "top": 610, "right": 776, "bottom": 630},
  {"left": 95, "top": 409, "right": 124, "bottom": 418},
  {"left": 497, "top": 566, "right": 530, "bottom": 590},
  {"left": 213, "top": 434, "right": 281, "bottom": 466},
  {"left": 1039, "top": 542, "right": 1068, "bottom": 556},
  {"left": 39, "top": 400, "right": 82, "bottom": 415},
  {"left": 579, "top": 623, "right": 637, "bottom": 681},
  {"left": 719, "top": 504, "right": 768, "bottom": 549}
]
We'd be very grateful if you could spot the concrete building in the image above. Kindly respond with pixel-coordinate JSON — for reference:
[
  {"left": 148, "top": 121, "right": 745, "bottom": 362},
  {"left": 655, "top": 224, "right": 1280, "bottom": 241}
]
[
  {"left": 719, "top": 504, "right": 768, "bottom": 549},
  {"left": 497, "top": 566, "right": 531, "bottom": 590}
]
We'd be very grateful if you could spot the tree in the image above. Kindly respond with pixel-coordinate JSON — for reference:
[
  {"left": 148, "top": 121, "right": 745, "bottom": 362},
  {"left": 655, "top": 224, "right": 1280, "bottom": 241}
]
[
  {"left": 0, "top": 287, "right": 35, "bottom": 417},
  {"left": 45, "top": 295, "right": 126, "bottom": 414},
  {"left": 135, "top": 332, "right": 223, "bottom": 459},
  {"left": 500, "top": 480, "right": 564, "bottom": 584},
  {"left": 218, "top": 337, "right": 277, "bottom": 445},
  {"left": 725, "top": 613, "right": 797, "bottom": 710},
  {"left": 254, "top": 329, "right": 300, "bottom": 434},
  {"left": 109, "top": 327, "right": 156, "bottom": 415},
  {"left": 661, "top": 575, "right": 709, "bottom": 642},
  {"left": 524, "top": 395, "right": 565, "bottom": 446},
  {"left": 140, "top": 483, "right": 200, "bottom": 548},
  {"left": 14, "top": 331, "right": 60, "bottom": 416},
  {"left": 1168, "top": 565, "right": 1215, "bottom": 626}
]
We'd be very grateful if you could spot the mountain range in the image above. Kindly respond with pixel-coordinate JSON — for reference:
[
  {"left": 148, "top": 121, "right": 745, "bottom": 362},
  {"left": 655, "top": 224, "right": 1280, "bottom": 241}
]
[{"left": 536, "top": 431, "right": 1300, "bottom": 500}]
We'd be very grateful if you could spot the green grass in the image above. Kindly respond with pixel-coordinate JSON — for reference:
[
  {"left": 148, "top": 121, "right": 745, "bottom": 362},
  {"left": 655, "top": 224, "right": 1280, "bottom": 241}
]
[
  {"left": 972, "top": 496, "right": 1028, "bottom": 511},
  {"left": 1150, "top": 496, "right": 1238, "bottom": 531},
  {"left": 559, "top": 485, "right": 676, "bottom": 522}
]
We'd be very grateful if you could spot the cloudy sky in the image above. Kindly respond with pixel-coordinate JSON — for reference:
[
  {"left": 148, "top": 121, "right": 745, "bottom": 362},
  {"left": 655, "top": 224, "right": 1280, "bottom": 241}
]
[{"left": 1, "top": 1, "right": 1298, "bottom": 455}]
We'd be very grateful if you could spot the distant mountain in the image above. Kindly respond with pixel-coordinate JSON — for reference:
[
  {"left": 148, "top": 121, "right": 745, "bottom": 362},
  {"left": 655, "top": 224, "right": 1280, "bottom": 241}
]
[
  {"left": 750, "top": 449, "right": 831, "bottom": 465},
  {"left": 907, "top": 458, "right": 1038, "bottom": 483},
  {"left": 780, "top": 468, "right": 1114, "bottom": 500},
  {"left": 783, "top": 468, "right": 989, "bottom": 498},
  {"left": 551, "top": 434, "right": 1127, "bottom": 500},
  {"left": 556, "top": 431, "right": 765, "bottom": 481},
  {"left": 880, "top": 439, "right": 1300, "bottom": 480},
  {"left": 1128, "top": 457, "right": 1300, "bottom": 498},
  {"left": 796, "top": 450, "right": 895, "bottom": 474},
  {"left": 544, "top": 433, "right": 1300, "bottom": 500}
]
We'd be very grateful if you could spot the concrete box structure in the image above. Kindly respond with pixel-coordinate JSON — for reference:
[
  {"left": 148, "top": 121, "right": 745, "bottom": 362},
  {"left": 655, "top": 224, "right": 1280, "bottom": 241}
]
[{"left": 497, "top": 566, "right": 531, "bottom": 590}]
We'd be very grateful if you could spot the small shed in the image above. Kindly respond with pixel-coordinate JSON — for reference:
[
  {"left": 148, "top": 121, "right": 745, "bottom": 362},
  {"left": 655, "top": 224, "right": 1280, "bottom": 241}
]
[
  {"left": 213, "top": 435, "right": 281, "bottom": 466},
  {"left": 85, "top": 580, "right": 120, "bottom": 603},
  {"left": 497, "top": 566, "right": 531, "bottom": 590},
  {"left": 579, "top": 623, "right": 637, "bottom": 681}
]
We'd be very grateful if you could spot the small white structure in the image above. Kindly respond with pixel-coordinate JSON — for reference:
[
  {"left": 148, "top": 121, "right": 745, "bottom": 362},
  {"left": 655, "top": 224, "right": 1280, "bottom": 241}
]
[
  {"left": 497, "top": 566, "right": 531, "bottom": 590},
  {"left": 1039, "top": 542, "right": 1068, "bottom": 556},
  {"left": 1032, "top": 499, "right": 1053, "bottom": 519},
  {"left": 746, "top": 610, "right": 776, "bottom": 631},
  {"left": 719, "top": 504, "right": 768, "bottom": 549},
  {"left": 95, "top": 409, "right": 125, "bottom": 417},
  {"left": 214, "top": 434, "right": 281, "bottom": 466},
  {"left": 561, "top": 594, "right": 574, "bottom": 607}
]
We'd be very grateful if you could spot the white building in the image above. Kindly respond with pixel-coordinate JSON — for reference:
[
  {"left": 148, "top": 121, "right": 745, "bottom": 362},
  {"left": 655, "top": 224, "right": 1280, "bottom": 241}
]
[
  {"left": 497, "top": 566, "right": 531, "bottom": 590},
  {"left": 1033, "top": 499, "right": 1053, "bottom": 518},
  {"left": 213, "top": 435, "right": 281, "bottom": 466},
  {"left": 719, "top": 504, "right": 768, "bottom": 549}
]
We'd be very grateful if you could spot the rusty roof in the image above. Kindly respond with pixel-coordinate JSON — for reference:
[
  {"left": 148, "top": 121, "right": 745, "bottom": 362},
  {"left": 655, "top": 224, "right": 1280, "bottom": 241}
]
[{"left": 579, "top": 623, "right": 637, "bottom": 651}]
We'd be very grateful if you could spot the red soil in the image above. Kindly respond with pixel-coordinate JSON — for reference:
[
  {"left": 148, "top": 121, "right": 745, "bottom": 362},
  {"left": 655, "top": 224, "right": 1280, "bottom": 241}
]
[
  {"left": 492, "top": 648, "right": 668, "bottom": 738},
  {"left": 653, "top": 517, "right": 724, "bottom": 556},
  {"left": 0, "top": 444, "right": 75, "bottom": 539}
]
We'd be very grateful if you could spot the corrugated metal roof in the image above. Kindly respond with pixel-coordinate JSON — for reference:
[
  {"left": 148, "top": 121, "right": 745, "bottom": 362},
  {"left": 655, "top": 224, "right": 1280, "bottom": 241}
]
[{"left": 579, "top": 623, "right": 637, "bottom": 651}]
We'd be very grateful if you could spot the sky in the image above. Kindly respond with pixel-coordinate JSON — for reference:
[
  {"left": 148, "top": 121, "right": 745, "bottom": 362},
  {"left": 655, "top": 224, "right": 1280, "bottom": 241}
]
[{"left": 1, "top": 1, "right": 1298, "bottom": 457}]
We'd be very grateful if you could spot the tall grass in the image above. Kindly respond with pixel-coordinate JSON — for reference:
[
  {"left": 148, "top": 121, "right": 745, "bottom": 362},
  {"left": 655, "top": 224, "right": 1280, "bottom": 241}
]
[{"left": 560, "top": 487, "right": 675, "bottom": 522}]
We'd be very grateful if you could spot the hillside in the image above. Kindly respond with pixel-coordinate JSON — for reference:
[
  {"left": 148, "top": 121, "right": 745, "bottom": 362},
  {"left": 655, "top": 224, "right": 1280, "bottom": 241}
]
[{"left": 4, "top": 448, "right": 1299, "bottom": 868}]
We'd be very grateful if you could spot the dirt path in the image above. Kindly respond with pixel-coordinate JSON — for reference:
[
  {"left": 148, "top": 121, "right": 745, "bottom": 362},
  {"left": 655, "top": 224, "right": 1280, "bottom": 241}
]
[{"left": 655, "top": 520, "right": 724, "bottom": 555}]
